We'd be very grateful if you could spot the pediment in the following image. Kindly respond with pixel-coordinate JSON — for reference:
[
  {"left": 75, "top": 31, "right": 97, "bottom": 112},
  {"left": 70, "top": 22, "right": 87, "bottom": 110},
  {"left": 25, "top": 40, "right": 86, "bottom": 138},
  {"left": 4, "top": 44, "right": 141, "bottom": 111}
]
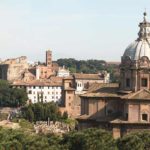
[{"left": 127, "top": 89, "right": 150, "bottom": 99}]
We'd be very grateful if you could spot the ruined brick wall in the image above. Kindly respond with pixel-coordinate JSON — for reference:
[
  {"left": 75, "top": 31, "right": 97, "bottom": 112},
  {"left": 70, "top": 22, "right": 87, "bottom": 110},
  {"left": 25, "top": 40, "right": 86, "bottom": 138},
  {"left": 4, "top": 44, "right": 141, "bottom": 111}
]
[{"left": 0, "top": 56, "right": 29, "bottom": 81}]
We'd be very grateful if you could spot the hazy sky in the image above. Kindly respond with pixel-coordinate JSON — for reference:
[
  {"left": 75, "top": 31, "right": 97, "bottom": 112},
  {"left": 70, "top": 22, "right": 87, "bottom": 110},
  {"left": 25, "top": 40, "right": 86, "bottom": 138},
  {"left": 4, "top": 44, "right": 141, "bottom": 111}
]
[{"left": 0, "top": 0, "right": 150, "bottom": 62}]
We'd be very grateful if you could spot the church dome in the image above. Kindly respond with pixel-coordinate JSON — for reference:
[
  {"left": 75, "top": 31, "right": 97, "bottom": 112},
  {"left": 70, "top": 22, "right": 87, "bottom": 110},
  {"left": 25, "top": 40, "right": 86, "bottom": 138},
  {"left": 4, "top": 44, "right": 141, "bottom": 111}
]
[{"left": 123, "top": 12, "right": 150, "bottom": 61}]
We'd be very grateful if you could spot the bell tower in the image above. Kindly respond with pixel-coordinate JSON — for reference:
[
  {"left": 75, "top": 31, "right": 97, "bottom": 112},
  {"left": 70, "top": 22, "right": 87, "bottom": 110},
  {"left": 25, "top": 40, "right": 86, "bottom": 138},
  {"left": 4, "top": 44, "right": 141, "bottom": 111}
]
[{"left": 46, "top": 50, "right": 52, "bottom": 67}]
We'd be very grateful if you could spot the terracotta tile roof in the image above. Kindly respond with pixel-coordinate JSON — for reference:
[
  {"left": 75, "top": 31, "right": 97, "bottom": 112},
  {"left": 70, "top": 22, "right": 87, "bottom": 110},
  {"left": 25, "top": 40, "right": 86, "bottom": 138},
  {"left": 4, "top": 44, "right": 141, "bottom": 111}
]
[
  {"left": 80, "top": 83, "right": 121, "bottom": 98},
  {"left": 73, "top": 73, "right": 104, "bottom": 80},
  {"left": 78, "top": 115, "right": 116, "bottom": 122},
  {"left": 81, "top": 83, "right": 150, "bottom": 100},
  {"left": 87, "top": 83, "right": 106, "bottom": 92},
  {"left": 63, "top": 76, "right": 74, "bottom": 80},
  {"left": 110, "top": 118, "right": 150, "bottom": 124},
  {"left": 12, "top": 79, "right": 62, "bottom": 87},
  {"left": 49, "top": 76, "right": 63, "bottom": 83},
  {"left": 77, "top": 115, "right": 150, "bottom": 125}
]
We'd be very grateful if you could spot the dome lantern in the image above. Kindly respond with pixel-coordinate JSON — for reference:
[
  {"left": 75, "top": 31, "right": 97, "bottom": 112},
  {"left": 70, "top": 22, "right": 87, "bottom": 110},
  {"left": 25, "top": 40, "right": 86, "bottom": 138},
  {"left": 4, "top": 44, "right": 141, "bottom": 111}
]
[
  {"left": 123, "top": 12, "right": 150, "bottom": 61},
  {"left": 138, "top": 12, "right": 150, "bottom": 40}
]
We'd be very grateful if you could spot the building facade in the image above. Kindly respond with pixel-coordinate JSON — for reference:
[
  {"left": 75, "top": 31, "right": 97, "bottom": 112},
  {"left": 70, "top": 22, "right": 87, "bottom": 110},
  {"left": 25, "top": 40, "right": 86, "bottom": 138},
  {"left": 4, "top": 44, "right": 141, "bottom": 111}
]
[
  {"left": 59, "top": 72, "right": 110, "bottom": 117},
  {"left": 12, "top": 78, "right": 63, "bottom": 104},
  {"left": 78, "top": 12, "right": 150, "bottom": 138},
  {"left": 57, "top": 66, "right": 70, "bottom": 77},
  {"left": 73, "top": 72, "right": 110, "bottom": 94},
  {"left": 35, "top": 50, "right": 57, "bottom": 79}
]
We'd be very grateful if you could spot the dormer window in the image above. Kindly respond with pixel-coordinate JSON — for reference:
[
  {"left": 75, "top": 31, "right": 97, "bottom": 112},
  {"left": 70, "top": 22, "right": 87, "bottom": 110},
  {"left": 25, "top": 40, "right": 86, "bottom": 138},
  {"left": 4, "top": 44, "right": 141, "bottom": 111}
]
[
  {"left": 141, "top": 78, "right": 147, "bottom": 87},
  {"left": 126, "top": 78, "right": 130, "bottom": 87}
]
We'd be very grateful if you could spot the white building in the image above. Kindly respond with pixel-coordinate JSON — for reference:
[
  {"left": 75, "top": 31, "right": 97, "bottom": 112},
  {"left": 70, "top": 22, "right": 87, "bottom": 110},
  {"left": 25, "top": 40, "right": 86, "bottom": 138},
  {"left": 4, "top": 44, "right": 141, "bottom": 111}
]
[
  {"left": 12, "top": 79, "right": 62, "bottom": 104},
  {"left": 57, "top": 66, "right": 70, "bottom": 77}
]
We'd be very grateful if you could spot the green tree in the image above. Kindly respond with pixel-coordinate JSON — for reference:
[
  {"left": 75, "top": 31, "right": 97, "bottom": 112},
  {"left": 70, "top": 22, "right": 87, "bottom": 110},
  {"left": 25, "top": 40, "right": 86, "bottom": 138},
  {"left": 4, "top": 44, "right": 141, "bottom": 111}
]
[
  {"left": 0, "top": 80, "right": 27, "bottom": 107},
  {"left": 117, "top": 134, "right": 144, "bottom": 150},
  {"left": 62, "top": 128, "right": 117, "bottom": 150},
  {"left": 137, "top": 132, "right": 150, "bottom": 150},
  {"left": 62, "top": 111, "right": 68, "bottom": 120},
  {"left": 21, "top": 102, "right": 63, "bottom": 122}
]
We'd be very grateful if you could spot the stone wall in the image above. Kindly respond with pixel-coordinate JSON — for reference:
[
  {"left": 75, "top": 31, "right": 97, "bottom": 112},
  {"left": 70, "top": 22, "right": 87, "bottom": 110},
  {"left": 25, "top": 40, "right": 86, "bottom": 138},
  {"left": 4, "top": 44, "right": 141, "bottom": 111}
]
[{"left": 0, "top": 56, "right": 28, "bottom": 81}]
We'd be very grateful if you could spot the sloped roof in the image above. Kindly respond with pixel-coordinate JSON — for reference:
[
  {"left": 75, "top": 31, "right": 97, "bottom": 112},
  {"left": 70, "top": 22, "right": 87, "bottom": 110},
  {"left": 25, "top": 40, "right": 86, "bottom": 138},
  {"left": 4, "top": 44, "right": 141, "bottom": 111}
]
[
  {"left": 12, "top": 79, "right": 62, "bottom": 87},
  {"left": 63, "top": 76, "right": 74, "bottom": 80},
  {"left": 73, "top": 73, "right": 104, "bottom": 80},
  {"left": 110, "top": 118, "right": 150, "bottom": 124},
  {"left": 80, "top": 83, "right": 120, "bottom": 98},
  {"left": 122, "top": 89, "right": 150, "bottom": 100},
  {"left": 81, "top": 82, "right": 150, "bottom": 100}
]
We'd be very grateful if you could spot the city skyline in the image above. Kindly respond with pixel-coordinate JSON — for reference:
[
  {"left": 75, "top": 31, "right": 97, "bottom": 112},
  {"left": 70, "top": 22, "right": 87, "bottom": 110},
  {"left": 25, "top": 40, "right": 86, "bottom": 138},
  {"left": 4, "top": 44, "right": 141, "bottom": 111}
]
[{"left": 0, "top": 0, "right": 150, "bottom": 62}]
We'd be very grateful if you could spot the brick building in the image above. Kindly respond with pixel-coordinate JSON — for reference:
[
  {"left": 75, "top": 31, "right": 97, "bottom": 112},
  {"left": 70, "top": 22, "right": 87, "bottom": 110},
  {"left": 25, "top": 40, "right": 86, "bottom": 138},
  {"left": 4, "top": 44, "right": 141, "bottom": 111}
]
[
  {"left": 59, "top": 72, "right": 110, "bottom": 118},
  {"left": 35, "top": 50, "right": 58, "bottom": 80},
  {"left": 77, "top": 12, "right": 150, "bottom": 138}
]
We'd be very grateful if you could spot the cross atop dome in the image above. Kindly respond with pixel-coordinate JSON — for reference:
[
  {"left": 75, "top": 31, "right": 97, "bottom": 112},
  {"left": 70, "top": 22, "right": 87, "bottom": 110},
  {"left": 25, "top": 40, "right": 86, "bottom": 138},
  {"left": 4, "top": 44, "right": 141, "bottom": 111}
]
[{"left": 143, "top": 11, "right": 147, "bottom": 22}]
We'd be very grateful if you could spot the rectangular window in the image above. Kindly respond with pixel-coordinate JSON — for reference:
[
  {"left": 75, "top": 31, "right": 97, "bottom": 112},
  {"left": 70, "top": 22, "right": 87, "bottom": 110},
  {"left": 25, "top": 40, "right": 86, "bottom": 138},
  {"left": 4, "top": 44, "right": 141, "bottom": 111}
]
[
  {"left": 141, "top": 78, "right": 147, "bottom": 87},
  {"left": 142, "top": 114, "right": 148, "bottom": 121},
  {"left": 126, "top": 78, "right": 130, "bottom": 87},
  {"left": 28, "top": 90, "right": 32, "bottom": 94}
]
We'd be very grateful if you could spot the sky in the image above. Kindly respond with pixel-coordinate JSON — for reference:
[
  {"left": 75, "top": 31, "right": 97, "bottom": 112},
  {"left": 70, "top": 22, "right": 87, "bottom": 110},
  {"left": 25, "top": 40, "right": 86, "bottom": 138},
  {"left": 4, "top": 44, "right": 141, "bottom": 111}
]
[{"left": 0, "top": 0, "right": 150, "bottom": 62}]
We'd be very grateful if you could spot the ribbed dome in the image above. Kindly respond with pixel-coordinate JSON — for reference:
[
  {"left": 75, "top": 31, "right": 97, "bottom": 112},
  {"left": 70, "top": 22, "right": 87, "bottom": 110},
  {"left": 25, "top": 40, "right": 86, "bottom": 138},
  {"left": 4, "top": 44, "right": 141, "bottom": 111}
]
[
  {"left": 123, "top": 12, "right": 150, "bottom": 61},
  {"left": 123, "top": 40, "right": 150, "bottom": 60}
]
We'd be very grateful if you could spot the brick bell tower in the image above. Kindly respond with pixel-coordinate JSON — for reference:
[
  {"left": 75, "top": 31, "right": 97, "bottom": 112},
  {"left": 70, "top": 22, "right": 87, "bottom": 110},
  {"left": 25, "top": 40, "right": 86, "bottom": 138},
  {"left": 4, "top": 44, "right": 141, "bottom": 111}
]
[{"left": 46, "top": 50, "right": 52, "bottom": 67}]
